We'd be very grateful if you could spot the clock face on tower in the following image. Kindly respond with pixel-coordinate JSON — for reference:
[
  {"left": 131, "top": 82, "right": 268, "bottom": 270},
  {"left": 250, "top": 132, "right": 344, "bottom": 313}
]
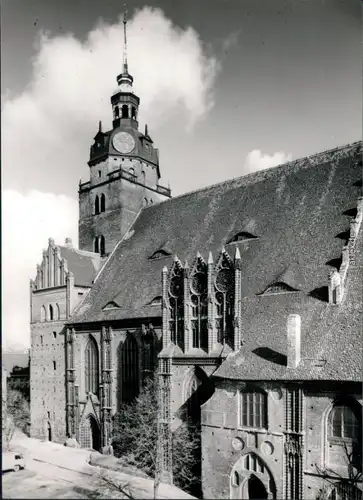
[{"left": 112, "top": 132, "right": 136, "bottom": 154}]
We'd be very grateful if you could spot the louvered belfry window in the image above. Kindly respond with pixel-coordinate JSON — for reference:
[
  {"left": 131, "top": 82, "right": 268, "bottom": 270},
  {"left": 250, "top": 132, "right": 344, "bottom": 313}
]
[
  {"left": 240, "top": 391, "right": 267, "bottom": 429},
  {"left": 85, "top": 336, "right": 99, "bottom": 396},
  {"left": 169, "top": 266, "right": 184, "bottom": 349},
  {"left": 215, "top": 265, "right": 234, "bottom": 345},
  {"left": 190, "top": 264, "right": 208, "bottom": 349}
]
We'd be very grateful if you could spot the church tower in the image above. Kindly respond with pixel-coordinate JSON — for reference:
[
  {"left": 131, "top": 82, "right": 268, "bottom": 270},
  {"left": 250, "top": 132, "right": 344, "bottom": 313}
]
[{"left": 78, "top": 11, "right": 171, "bottom": 256}]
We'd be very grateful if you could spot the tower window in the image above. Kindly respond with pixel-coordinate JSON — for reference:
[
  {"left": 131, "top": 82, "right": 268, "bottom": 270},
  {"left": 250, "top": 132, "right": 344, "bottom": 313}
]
[
  {"left": 40, "top": 335, "right": 43, "bottom": 345},
  {"left": 53, "top": 331, "right": 57, "bottom": 339},
  {"left": 122, "top": 104, "right": 129, "bottom": 118},
  {"left": 95, "top": 195, "right": 100, "bottom": 215},
  {"left": 49, "top": 304, "right": 54, "bottom": 321},
  {"left": 131, "top": 106, "right": 136, "bottom": 119},
  {"left": 100, "top": 235, "right": 106, "bottom": 256},
  {"left": 115, "top": 106, "right": 119, "bottom": 118},
  {"left": 98, "top": 170, "right": 101, "bottom": 178},
  {"left": 100, "top": 193, "right": 106, "bottom": 213},
  {"left": 94, "top": 237, "right": 99, "bottom": 254},
  {"left": 53, "top": 361, "right": 56, "bottom": 370}
]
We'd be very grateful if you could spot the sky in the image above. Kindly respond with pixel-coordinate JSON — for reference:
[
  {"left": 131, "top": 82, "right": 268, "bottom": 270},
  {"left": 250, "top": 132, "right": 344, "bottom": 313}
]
[{"left": 2, "top": 0, "right": 361, "bottom": 350}]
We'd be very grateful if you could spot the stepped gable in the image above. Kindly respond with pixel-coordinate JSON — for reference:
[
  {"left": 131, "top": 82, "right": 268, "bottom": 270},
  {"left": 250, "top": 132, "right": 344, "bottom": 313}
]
[{"left": 70, "top": 141, "right": 362, "bottom": 379}]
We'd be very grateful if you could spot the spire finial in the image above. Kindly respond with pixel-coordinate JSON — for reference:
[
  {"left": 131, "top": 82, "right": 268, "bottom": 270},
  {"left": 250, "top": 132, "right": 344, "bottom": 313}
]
[
  {"left": 123, "top": 5, "right": 128, "bottom": 74},
  {"left": 98, "top": 120, "right": 102, "bottom": 133}
]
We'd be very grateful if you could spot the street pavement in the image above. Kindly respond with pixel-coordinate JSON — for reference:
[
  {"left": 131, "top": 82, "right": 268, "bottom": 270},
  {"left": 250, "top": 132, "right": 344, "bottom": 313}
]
[{"left": 2, "top": 432, "right": 196, "bottom": 499}]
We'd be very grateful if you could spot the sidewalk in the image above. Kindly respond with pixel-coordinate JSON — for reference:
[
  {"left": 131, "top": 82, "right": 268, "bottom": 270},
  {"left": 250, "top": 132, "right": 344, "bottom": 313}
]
[{"left": 9, "top": 432, "right": 196, "bottom": 499}]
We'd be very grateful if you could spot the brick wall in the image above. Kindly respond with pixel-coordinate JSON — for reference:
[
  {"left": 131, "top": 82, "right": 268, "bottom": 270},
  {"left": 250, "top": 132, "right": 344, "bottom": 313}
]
[{"left": 201, "top": 380, "right": 362, "bottom": 499}]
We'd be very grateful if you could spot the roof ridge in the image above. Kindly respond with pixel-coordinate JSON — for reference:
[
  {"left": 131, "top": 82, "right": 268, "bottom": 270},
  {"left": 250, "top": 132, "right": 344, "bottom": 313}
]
[{"left": 152, "top": 140, "right": 362, "bottom": 208}]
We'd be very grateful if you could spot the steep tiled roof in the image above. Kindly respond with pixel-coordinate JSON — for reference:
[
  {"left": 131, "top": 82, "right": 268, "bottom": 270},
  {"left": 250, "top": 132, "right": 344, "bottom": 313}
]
[
  {"left": 70, "top": 141, "right": 362, "bottom": 379},
  {"left": 58, "top": 246, "right": 101, "bottom": 287}
]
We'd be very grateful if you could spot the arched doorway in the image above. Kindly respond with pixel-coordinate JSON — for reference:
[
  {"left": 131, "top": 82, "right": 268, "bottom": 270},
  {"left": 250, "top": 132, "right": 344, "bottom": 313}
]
[
  {"left": 117, "top": 334, "right": 140, "bottom": 410},
  {"left": 80, "top": 415, "right": 101, "bottom": 451},
  {"left": 230, "top": 453, "right": 276, "bottom": 500},
  {"left": 47, "top": 421, "right": 52, "bottom": 442},
  {"left": 248, "top": 474, "right": 268, "bottom": 499}
]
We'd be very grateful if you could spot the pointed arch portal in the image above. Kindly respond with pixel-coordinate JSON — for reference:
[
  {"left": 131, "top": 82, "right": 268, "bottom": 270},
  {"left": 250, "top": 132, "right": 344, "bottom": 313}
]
[
  {"left": 80, "top": 415, "right": 101, "bottom": 451},
  {"left": 230, "top": 453, "right": 276, "bottom": 500}
]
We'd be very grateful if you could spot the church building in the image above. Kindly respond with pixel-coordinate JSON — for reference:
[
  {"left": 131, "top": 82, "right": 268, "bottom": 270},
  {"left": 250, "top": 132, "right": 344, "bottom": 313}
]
[{"left": 30, "top": 13, "right": 362, "bottom": 500}]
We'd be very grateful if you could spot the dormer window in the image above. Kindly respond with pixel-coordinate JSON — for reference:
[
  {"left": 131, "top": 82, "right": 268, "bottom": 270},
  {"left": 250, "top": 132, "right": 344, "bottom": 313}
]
[
  {"left": 227, "top": 231, "right": 258, "bottom": 244},
  {"left": 260, "top": 282, "right": 299, "bottom": 295},
  {"left": 149, "top": 296, "right": 162, "bottom": 306},
  {"left": 103, "top": 301, "right": 120, "bottom": 310},
  {"left": 149, "top": 249, "right": 171, "bottom": 260}
]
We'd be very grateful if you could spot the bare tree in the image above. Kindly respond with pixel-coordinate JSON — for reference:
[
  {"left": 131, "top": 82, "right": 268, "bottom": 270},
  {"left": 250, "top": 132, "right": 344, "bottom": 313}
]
[
  {"left": 112, "top": 375, "right": 199, "bottom": 499},
  {"left": 3, "top": 389, "right": 30, "bottom": 449},
  {"left": 315, "top": 442, "right": 362, "bottom": 500}
]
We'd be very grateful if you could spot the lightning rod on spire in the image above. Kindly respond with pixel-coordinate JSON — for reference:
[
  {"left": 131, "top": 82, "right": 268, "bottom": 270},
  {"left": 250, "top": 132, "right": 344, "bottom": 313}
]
[{"left": 123, "top": 5, "right": 128, "bottom": 74}]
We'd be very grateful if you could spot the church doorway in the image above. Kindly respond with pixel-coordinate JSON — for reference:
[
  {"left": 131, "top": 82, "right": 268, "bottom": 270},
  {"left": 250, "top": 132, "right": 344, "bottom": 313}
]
[
  {"left": 248, "top": 474, "right": 268, "bottom": 499},
  {"left": 47, "top": 421, "right": 52, "bottom": 442},
  {"left": 80, "top": 415, "right": 101, "bottom": 451}
]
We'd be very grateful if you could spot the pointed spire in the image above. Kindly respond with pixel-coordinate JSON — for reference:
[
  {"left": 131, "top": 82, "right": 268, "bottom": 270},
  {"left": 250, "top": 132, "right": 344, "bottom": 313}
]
[
  {"left": 98, "top": 120, "right": 102, "bottom": 133},
  {"left": 208, "top": 251, "right": 214, "bottom": 264},
  {"left": 145, "top": 124, "right": 149, "bottom": 137},
  {"left": 123, "top": 5, "right": 129, "bottom": 74},
  {"left": 234, "top": 247, "right": 241, "bottom": 261}
]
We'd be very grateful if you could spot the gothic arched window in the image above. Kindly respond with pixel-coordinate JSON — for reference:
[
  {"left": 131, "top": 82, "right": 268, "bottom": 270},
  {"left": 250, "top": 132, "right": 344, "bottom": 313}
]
[
  {"left": 95, "top": 195, "right": 100, "bottom": 215},
  {"left": 85, "top": 336, "right": 99, "bottom": 396},
  {"left": 328, "top": 484, "right": 362, "bottom": 500},
  {"left": 100, "top": 193, "right": 106, "bottom": 213},
  {"left": 169, "top": 266, "right": 184, "bottom": 349},
  {"left": 115, "top": 106, "right": 120, "bottom": 118},
  {"left": 190, "top": 265, "right": 208, "bottom": 350},
  {"left": 56, "top": 303, "right": 60, "bottom": 320},
  {"left": 49, "top": 304, "right": 54, "bottom": 321},
  {"left": 215, "top": 262, "right": 235, "bottom": 345},
  {"left": 122, "top": 104, "right": 129, "bottom": 118},
  {"left": 330, "top": 403, "right": 361, "bottom": 440},
  {"left": 131, "top": 106, "right": 136, "bottom": 120},
  {"left": 100, "top": 235, "right": 105, "bottom": 256},
  {"left": 142, "top": 329, "right": 157, "bottom": 379},
  {"left": 117, "top": 334, "right": 139, "bottom": 408},
  {"left": 94, "top": 237, "right": 99, "bottom": 254}
]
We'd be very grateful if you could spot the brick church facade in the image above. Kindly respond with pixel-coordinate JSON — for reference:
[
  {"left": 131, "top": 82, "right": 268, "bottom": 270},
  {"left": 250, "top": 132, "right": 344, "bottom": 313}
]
[{"left": 30, "top": 17, "right": 362, "bottom": 499}]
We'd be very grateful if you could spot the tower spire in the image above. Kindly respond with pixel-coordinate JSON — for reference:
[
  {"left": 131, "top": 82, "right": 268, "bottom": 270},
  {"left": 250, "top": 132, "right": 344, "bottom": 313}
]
[
  {"left": 123, "top": 5, "right": 128, "bottom": 74},
  {"left": 116, "top": 5, "right": 134, "bottom": 90}
]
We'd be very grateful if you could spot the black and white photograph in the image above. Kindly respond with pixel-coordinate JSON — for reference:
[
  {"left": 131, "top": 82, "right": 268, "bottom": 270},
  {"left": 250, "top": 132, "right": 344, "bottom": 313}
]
[{"left": 2, "top": 0, "right": 362, "bottom": 498}]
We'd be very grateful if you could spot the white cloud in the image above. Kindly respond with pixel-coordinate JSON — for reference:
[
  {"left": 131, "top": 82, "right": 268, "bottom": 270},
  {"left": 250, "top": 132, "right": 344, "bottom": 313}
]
[
  {"left": 2, "top": 190, "right": 78, "bottom": 349},
  {"left": 2, "top": 8, "right": 218, "bottom": 349},
  {"left": 244, "top": 149, "right": 292, "bottom": 173},
  {"left": 2, "top": 7, "right": 218, "bottom": 193}
]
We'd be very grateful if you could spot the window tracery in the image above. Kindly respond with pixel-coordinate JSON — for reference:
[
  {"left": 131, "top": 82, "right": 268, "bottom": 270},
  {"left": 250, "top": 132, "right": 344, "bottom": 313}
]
[
  {"left": 215, "top": 255, "right": 235, "bottom": 345},
  {"left": 169, "top": 264, "right": 184, "bottom": 349},
  {"left": 85, "top": 336, "right": 99, "bottom": 396},
  {"left": 190, "top": 259, "right": 208, "bottom": 349}
]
